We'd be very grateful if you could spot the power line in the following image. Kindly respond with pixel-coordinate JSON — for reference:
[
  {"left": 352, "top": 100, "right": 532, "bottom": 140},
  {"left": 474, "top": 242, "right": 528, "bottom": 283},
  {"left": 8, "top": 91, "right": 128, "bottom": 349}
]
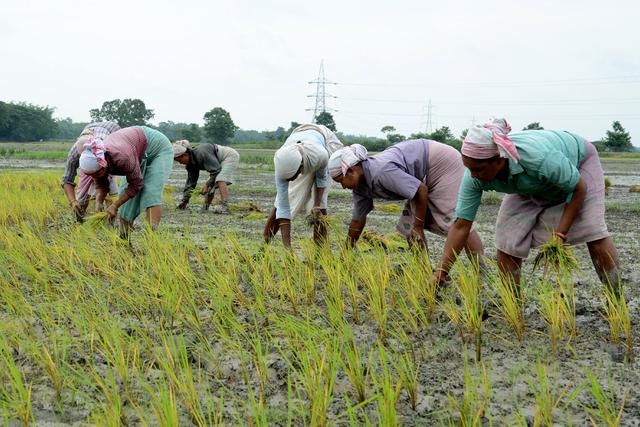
[{"left": 339, "top": 96, "right": 640, "bottom": 106}]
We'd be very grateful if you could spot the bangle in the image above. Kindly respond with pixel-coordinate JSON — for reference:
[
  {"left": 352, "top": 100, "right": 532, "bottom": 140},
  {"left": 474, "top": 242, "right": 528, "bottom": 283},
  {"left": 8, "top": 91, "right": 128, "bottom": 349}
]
[
  {"left": 414, "top": 216, "right": 425, "bottom": 223},
  {"left": 554, "top": 231, "right": 567, "bottom": 241}
]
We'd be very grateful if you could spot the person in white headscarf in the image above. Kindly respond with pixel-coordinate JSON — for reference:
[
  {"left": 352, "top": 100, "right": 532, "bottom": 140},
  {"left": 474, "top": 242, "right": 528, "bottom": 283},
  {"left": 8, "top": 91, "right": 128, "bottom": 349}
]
[
  {"left": 263, "top": 123, "right": 343, "bottom": 248},
  {"left": 61, "top": 121, "right": 120, "bottom": 222}
]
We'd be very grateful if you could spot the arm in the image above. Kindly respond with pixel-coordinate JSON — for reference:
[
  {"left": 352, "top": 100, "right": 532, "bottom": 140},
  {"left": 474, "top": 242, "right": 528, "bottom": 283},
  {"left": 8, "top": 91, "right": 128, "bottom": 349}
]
[
  {"left": 408, "top": 183, "right": 429, "bottom": 250},
  {"left": 433, "top": 218, "right": 474, "bottom": 283},
  {"left": 181, "top": 168, "right": 200, "bottom": 204},
  {"left": 347, "top": 218, "right": 366, "bottom": 247},
  {"left": 61, "top": 146, "right": 80, "bottom": 205},
  {"left": 274, "top": 175, "right": 292, "bottom": 248},
  {"left": 555, "top": 176, "right": 587, "bottom": 240}
]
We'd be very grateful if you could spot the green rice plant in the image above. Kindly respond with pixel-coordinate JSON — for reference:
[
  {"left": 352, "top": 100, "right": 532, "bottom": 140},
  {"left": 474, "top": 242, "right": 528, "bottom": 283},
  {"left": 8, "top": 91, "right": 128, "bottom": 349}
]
[
  {"left": 375, "top": 203, "right": 402, "bottom": 214},
  {"left": 487, "top": 264, "right": 525, "bottom": 340},
  {"left": 601, "top": 285, "right": 633, "bottom": 364},
  {"left": 96, "top": 324, "right": 140, "bottom": 397},
  {"left": 247, "top": 388, "right": 269, "bottom": 426},
  {"left": 244, "top": 327, "right": 271, "bottom": 398},
  {"left": 0, "top": 336, "right": 33, "bottom": 425},
  {"left": 84, "top": 211, "right": 112, "bottom": 229},
  {"left": 536, "top": 279, "right": 570, "bottom": 354},
  {"left": 29, "top": 332, "right": 70, "bottom": 400},
  {"left": 558, "top": 272, "right": 577, "bottom": 341},
  {"left": 89, "top": 368, "right": 126, "bottom": 426},
  {"left": 320, "top": 253, "right": 347, "bottom": 327},
  {"left": 162, "top": 185, "right": 175, "bottom": 207},
  {"left": 443, "top": 264, "right": 484, "bottom": 361},
  {"left": 441, "top": 356, "right": 491, "bottom": 426},
  {"left": 339, "top": 331, "right": 371, "bottom": 403},
  {"left": 397, "top": 251, "right": 437, "bottom": 328},
  {"left": 357, "top": 251, "right": 391, "bottom": 340},
  {"left": 533, "top": 234, "right": 579, "bottom": 276},
  {"left": 390, "top": 347, "right": 421, "bottom": 411},
  {"left": 583, "top": 370, "right": 627, "bottom": 427},
  {"left": 371, "top": 343, "right": 402, "bottom": 426},
  {"left": 145, "top": 376, "right": 180, "bottom": 427},
  {"left": 604, "top": 176, "right": 612, "bottom": 195},
  {"left": 527, "top": 362, "right": 581, "bottom": 427}
]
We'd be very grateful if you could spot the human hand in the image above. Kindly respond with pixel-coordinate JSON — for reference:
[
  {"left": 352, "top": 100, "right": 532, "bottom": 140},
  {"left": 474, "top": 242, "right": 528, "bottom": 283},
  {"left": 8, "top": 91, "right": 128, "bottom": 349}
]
[
  {"left": 200, "top": 185, "right": 209, "bottom": 195},
  {"left": 106, "top": 204, "right": 118, "bottom": 219},
  {"left": 177, "top": 201, "right": 188, "bottom": 210},
  {"left": 71, "top": 201, "right": 84, "bottom": 223},
  {"left": 95, "top": 203, "right": 104, "bottom": 213},
  {"left": 311, "top": 206, "right": 324, "bottom": 223},
  {"left": 429, "top": 269, "right": 449, "bottom": 289},
  {"left": 407, "top": 227, "right": 427, "bottom": 250}
]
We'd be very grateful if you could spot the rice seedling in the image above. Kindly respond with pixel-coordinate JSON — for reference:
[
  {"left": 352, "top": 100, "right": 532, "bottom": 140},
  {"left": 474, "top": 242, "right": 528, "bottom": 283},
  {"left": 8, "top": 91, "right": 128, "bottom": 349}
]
[
  {"left": 397, "top": 250, "right": 437, "bottom": 327},
  {"left": 487, "top": 264, "right": 525, "bottom": 340},
  {"left": 582, "top": 370, "right": 627, "bottom": 427},
  {"left": 390, "top": 347, "right": 421, "bottom": 411},
  {"left": 601, "top": 285, "right": 633, "bottom": 364},
  {"left": 604, "top": 176, "right": 612, "bottom": 195},
  {"left": 441, "top": 355, "right": 491, "bottom": 426},
  {"left": 0, "top": 335, "right": 33, "bottom": 425},
  {"left": 84, "top": 211, "right": 112, "bottom": 229},
  {"left": 358, "top": 251, "right": 391, "bottom": 340},
  {"left": 145, "top": 376, "right": 180, "bottom": 427},
  {"left": 527, "top": 362, "right": 580, "bottom": 427},
  {"left": 339, "top": 331, "right": 371, "bottom": 403},
  {"left": 375, "top": 203, "right": 403, "bottom": 214},
  {"left": 162, "top": 185, "right": 175, "bottom": 207},
  {"left": 371, "top": 343, "right": 402, "bottom": 427},
  {"left": 533, "top": 233, "right": 579, "bottom": 275},
  {"left": 442, "top": 263, "right": 484, "bottom": 361},
  {"left": 536, "top": 279, "right": 566, "bottom": 354}
]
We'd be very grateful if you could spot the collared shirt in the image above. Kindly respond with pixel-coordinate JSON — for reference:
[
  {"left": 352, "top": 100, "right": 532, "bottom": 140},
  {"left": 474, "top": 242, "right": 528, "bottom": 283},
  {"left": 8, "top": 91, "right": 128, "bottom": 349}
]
[
  {"left": 181, "top": 144, "right": 221, "bottom": 202},
  {"left": 455, "top": 130, "right": 586, "bottom": 222},
  {"left": 275, "top": 129, "right": 329, "bottom": 219},
  {"left": 61, "top": 121, "right": 120, "bottom": 187},
  {"left": 352, "top": 139, "right": 429, "bottom": 220}
]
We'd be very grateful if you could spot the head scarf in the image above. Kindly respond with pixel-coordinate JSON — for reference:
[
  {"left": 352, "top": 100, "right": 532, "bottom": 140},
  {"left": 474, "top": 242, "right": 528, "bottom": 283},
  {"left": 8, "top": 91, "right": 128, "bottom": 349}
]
[
  {"left": 328, "top": 144, "right": 368, "bottom": 178},
  {"left": 79, "top": 136, "right": 107, "bottom": 173},
  {"left": 461, "top": 118, "right": 520, "bottom": 162},
  {"left": 274, "top": 140, "right": 330, "bottom": 180},
  {"left": 173, "top": 139, "right": 190, "bottom": 158}
]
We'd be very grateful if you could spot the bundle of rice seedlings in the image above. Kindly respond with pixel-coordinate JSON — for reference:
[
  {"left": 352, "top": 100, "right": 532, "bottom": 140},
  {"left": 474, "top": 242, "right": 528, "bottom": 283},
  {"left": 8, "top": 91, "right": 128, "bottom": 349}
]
[
  {"left": 629, "top": 185, "right": 640, "bottom": 193},
  {"left": 84, "top": 212, "right": 112, "bottom": 229},
  {"left": 533, "top": 234, "right": 578, "bottom": 273},
  {"left": 162, "top": 186, "right": 175, "bottom": 207},
  {"left": 360, "top": 231, "right": 406, "bottom": 250},
  {"left": 604, "top": 177, "right": 612, "bottom": 195},
  {"left": 239, "top": 211, "right": 267, "bottom": 221},
  {"left": 375, "top": 203, "right": 402, "bottom": 214},
  {"left": 304, "top": 211, "right": 334, "bottom": 228},
  {"left": 228, "top": 202, "right": 261, "bottom": 212}
]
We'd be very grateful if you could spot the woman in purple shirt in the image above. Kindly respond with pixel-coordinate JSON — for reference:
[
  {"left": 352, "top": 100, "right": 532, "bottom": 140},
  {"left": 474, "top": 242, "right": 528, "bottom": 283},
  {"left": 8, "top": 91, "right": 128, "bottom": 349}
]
[{"left": 329, "top": 140, "right": 483, "bottom": 258}]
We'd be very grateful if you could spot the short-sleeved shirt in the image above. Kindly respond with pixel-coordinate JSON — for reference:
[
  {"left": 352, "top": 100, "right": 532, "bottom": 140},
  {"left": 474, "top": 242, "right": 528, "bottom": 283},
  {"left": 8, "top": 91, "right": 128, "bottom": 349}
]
[
  {"left": 352, "top": 139, "right": 430, "bottom": 220},
  {"left": 455, "top": 130, "right": 586, "bottom": 222}
]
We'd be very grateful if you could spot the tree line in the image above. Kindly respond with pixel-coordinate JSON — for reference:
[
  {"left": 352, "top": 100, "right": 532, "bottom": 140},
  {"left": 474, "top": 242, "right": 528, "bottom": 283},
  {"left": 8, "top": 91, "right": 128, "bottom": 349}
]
[{"left": 0, "top": 99, "right": 634, "bottom": 152}]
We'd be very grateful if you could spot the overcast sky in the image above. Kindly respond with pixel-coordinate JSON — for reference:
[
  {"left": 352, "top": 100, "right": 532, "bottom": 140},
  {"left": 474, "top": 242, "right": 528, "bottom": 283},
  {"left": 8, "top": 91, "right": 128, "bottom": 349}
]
[{"left": 2, "top": 0, "right": 639, "bottom": 143}]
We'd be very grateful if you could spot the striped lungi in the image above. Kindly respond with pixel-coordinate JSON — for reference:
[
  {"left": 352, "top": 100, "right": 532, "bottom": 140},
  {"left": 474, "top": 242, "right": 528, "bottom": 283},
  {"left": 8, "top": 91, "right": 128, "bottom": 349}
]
[{"left": 495, "top": 141, "right": 608, "bottom": 258}]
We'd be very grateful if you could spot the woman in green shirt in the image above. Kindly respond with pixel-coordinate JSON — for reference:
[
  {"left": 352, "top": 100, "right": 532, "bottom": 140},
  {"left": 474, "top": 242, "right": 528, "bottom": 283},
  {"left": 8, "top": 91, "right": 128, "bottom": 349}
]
[{"left": 432, "top": 118, "right": 620, "bottom": 293}]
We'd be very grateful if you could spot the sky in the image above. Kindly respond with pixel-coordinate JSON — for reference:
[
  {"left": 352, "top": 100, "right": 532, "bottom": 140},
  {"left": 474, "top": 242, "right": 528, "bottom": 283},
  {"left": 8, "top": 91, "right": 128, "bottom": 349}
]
[{"left": 1, "top": 0, "right": 640, "bottom": 144}]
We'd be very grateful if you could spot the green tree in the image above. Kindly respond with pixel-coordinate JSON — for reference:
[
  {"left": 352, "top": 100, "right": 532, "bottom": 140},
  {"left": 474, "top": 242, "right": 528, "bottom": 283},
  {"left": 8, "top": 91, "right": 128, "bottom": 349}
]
[
  {"left": 604, "top": 121, "right": 632, "bottom": 152},
  {"left": 55, "top": 118, "right": 88, "bottom": 140},
  {"left": 429, "top": 126, "right": 454, "bottom": 143},
  {"left": 523, "top": 122, "right": 544, "bottom": 130},
  {"left": 315, "top": 111, "right": 336, "bottom": 131},
  {"left": 381, "top": 125, "right": 396, "bottom": 134},
  {"left": 180, "top": 124, "right": 202, "bottom": 143},
  {"left": 203, "top": 107, "right": 238, "bottom": 145},
  {"left": 381, "top": 125, "right": 404, "bottom": 145},
  {"left": 0, "top": 101, "right": 58, "bottom": 141},
  {"left": 89, "top": 99, "right": 154, "bottom": 127}
]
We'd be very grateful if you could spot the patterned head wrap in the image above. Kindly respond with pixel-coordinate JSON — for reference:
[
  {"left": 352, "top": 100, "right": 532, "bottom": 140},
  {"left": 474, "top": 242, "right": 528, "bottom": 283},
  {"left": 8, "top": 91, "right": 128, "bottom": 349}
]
[
  {"left": 79, "top": 137, "right": 107, "bottom": 173},
  {"left": 461, "top": 118, "right": 520, "bottom": 162},
  {"left": 173, "top": 139, "right": 190, "bottom": 158},
  {"left": 328, "top": 144, "right": 368, "bottom": 178}
]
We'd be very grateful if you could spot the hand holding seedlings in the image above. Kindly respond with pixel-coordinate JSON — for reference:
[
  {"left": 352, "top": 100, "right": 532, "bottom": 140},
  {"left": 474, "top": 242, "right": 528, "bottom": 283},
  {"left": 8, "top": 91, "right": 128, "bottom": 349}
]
[{"left": 106, "top": 204, "right": 118, "bottom": 219}]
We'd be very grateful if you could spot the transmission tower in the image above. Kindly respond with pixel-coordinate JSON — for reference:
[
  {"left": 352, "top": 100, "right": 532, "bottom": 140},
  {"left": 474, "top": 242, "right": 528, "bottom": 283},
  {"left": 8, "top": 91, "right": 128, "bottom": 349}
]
[
  {"left": 425, "top": 99, "right": 433, "bottom": 133},
  {"left": 306, "top": 60, "right": 337, "bottom": 122}
]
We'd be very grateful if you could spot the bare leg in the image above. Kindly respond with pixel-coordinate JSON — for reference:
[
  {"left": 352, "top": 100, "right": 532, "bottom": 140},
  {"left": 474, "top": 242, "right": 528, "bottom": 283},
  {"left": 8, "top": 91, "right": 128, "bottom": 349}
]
[
  {"left": 217, "top": 181, "right": 230, "bottom": 202},
  {"left": 145, "top": 205, "right": 162, "bottom": 230},
  {"left": 587, "top": 237, "right": 622, "bottom": 293},
  {"left": 263, "top": 208, "right": 280, "bottom": 243},
  {"left": 312, "top": 208, "right": 328, "bottom": 245},
  {"left": 497, "top": 249, "right": 523, "bottom": 296},
  {"left": 463, "top": 229, "right": 484, "bottom": 266}
]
